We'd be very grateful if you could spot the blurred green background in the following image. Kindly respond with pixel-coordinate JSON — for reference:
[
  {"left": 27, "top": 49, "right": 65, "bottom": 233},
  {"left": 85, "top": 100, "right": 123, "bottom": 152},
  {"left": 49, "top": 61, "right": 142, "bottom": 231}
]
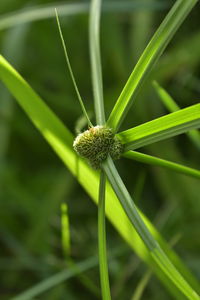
[{"left": 0, "top": 0, "right": 199, "bottom": 299}]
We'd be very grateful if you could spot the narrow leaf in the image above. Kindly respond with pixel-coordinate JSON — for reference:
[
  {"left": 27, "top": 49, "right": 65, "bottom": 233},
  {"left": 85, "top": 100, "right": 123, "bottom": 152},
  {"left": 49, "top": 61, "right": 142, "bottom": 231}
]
[
  {"left": 117, "top": 104, "right": 200, "bottom": 151},
  {"left": 123, "top": 151, "right": 200, "bottom": 179},
  {"left": 107, "top": 0, "right": 198, "bottom": 131}
]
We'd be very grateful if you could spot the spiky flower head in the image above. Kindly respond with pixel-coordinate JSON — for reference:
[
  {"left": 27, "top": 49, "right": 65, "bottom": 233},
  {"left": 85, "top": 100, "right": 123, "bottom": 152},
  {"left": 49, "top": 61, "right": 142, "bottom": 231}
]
[{"left": 73, "top": 126, "right": 123, "bottom": 169}]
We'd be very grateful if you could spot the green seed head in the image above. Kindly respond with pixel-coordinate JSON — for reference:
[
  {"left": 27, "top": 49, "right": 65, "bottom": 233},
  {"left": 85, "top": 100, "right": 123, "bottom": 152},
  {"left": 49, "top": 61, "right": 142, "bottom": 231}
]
[{"left": 73, "top": 126, "right": 123, "bottom": 169}]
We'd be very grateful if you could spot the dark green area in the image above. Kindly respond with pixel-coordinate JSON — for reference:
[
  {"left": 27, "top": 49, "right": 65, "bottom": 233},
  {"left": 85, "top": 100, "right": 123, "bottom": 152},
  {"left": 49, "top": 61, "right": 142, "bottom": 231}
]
[{"left": 0, "top": 1, "right": 199, "bottom": 299}]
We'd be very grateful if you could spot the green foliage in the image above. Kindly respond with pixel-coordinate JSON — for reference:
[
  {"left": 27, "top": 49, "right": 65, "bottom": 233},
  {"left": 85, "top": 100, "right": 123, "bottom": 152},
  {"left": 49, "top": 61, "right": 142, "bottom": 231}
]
[{"left": 0, "top": 0, "right": 200, "bottom": 299}]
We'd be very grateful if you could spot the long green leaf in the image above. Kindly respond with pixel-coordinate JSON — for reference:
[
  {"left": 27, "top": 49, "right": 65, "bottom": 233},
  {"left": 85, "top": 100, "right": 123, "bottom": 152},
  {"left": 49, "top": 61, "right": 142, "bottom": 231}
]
[
  {"left": 89, "top": 0, "right": 105, "bottom": 125},
  {"left": 117, "top": 104, "right": 200, "bottom": 151},
  {"left": 107, "top": 0, "right": 198, "bottom": 131},
  {"left": 123, "top": 151, "right": 200, "bottom": 179},
  {"left": 0, "top": 2, "right": 169, "bottom": 31},
  {"left": 153, "top": 80, "right": 200, "bottom": 150},
  {"left": 0, "top": 55, "right": 199, "bottom": 299}
]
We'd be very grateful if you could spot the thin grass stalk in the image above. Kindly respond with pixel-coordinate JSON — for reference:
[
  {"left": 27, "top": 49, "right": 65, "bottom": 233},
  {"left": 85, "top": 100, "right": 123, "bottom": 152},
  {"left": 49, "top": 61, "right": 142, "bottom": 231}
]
[{"left": 55, "top": 8, "right": 92, "bottom": 127}]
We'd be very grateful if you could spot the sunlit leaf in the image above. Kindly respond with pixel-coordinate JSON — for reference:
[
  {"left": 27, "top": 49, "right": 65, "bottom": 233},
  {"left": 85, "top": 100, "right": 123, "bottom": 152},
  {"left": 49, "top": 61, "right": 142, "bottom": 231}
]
[{"left": 118, "top": 104, "right": 200, "bottom": 151}]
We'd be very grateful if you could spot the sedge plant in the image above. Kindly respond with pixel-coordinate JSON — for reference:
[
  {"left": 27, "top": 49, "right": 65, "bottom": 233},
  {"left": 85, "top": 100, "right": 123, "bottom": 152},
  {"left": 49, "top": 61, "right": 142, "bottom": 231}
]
[{"left": 0, "top": 0, "right": 200, "bottom": 299}]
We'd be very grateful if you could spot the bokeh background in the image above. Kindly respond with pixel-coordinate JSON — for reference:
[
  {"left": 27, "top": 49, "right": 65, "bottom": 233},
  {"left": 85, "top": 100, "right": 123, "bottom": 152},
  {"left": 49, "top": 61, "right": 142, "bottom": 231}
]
[{"left": 0, "top": 0, "right": 200, "bottom": 299}]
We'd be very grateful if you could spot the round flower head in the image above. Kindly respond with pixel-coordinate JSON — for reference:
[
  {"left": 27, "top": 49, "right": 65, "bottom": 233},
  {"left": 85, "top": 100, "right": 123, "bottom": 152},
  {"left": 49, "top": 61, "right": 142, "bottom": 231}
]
[{"left": 73, "top": 126, "right": 123, "bottom": 169}]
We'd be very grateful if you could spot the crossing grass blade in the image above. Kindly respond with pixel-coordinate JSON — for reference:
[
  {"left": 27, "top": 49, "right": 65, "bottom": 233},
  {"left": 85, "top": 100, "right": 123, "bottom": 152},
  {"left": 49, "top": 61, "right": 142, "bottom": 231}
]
[
  {"left": 0, "top": 55, "right": 200, "bottom": 299},
  {"left": 107, "top": 0, "right": 198, "bottom": 131},
  {"left": 123, "top": 151, "right": 200, "bottom": 179},
  {"left": 117, "top": 104, "right": 200, "bottom": 151},
  {"left": 153, "top": 80, "right": 200, "bottom": 150}
]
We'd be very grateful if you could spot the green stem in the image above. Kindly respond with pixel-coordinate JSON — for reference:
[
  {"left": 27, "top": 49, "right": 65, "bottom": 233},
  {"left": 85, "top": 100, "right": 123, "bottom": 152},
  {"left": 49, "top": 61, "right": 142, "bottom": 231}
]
[
  {"left": 103, "top": 156, "right": 156, "bottom": 251},
  {"left": 89, "top": 0, "right": 105, "bottom": 125},
  {"left": 103, "top": 156, "right": 199, "bottom": 300},
  {"left": 98, "top": 170, "right": 111, "bottom": 300},
  {"left": 55, "top": 8, "right": 92, "bottom": 127}
]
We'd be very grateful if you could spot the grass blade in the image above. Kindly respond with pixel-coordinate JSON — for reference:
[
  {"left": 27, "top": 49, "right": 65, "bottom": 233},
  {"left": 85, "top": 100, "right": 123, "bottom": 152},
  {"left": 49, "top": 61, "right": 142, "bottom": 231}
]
[
  {"left": 103, "top": 157, "right": 199, "bottom": 300},
  {"left": 0, "top": 55, "right": 199, "bottom": 299},
  {"left": 107, "top": 0, "right": 198, "bottom": 131},
  {"left": 153, "top": 80, "right": 200, "bottom": 150},
  {"left": 98, "top": 171, "right": 111, "bottom": 300},
  {"left": 89, "top": 0, "right": 105, "bottom": 125},
  {"left": 123, "top": 151, "right": 200, "bottom": 179},
  {"left": 55, "top": 8, "right": 92, "bottom": 127},
  {"left": 117, "top": 104, "right": 200, "bottom": 151},
  {"left": 103, "top": 157, "right": 156, "bottom": 250}
]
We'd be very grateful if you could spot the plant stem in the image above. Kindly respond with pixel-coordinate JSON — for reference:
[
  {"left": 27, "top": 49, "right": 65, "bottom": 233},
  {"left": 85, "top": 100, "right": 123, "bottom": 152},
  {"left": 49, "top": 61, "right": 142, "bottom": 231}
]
[
  {"left": 98, "top": 170, "right": 111, "bottom": 300},
  {"left": 103, "top": 156, "right": 156, "bottom": 251},
  {"left": 89, "top": 0, "right": 105, "bottom": 125},
  {"left": 55, "top": 8, "right": 92, "bottom": 127},
  {"left": 103, "top": 156, "right": 199, "bottom": 300}
]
